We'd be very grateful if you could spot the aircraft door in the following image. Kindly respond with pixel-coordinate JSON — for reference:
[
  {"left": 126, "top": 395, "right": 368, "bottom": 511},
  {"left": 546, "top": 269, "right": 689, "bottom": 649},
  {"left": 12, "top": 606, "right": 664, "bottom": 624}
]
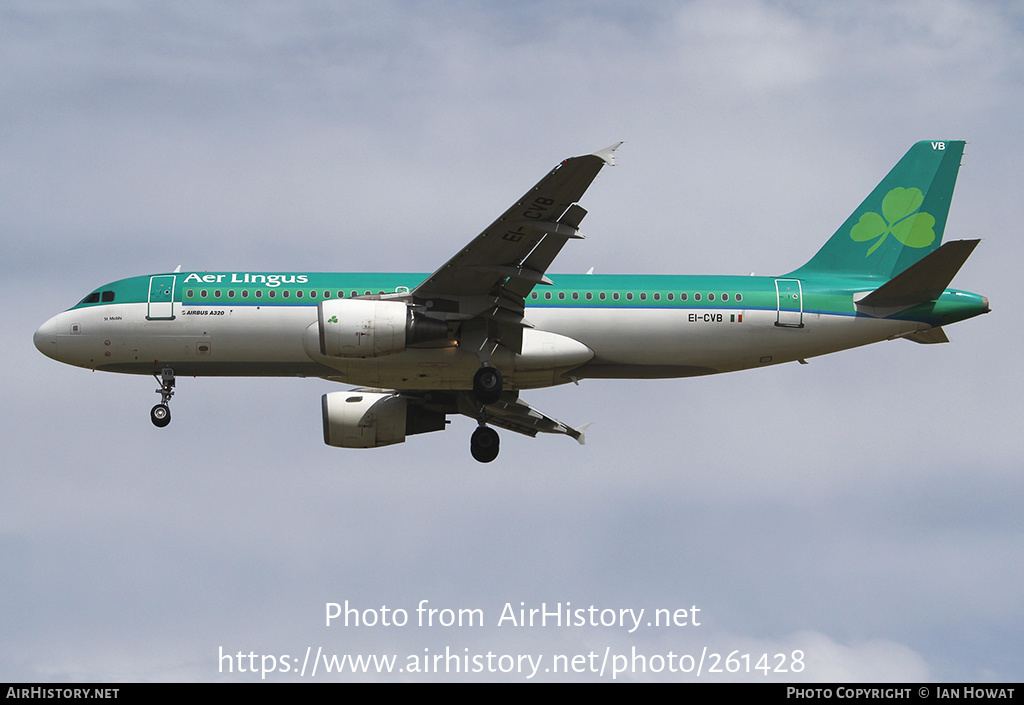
[
  {"left": 147, "top": 275, "right": 176, "bottom": 320},
  {"left": 774, "top": 279, "right": 804, "bottom": 328}
]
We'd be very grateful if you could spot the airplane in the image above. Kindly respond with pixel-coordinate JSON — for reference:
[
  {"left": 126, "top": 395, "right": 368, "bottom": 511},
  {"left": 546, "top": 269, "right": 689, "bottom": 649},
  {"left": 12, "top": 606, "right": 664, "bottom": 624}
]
[{"left": 34, "top": 140, "right": 989, "bottom": 462}]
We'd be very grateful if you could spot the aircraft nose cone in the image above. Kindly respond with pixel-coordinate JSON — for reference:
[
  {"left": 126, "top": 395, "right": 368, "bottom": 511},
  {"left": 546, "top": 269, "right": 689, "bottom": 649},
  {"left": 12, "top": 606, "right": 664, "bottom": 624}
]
[{"left": 34, "top": 317, "right": 58, "bottom": 359}]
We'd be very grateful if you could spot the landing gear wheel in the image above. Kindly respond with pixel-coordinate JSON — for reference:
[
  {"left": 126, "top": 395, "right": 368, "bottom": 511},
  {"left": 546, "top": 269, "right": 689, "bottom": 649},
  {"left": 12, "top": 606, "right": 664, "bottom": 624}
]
[
  {"left": 473, "top": 366, "right": 503, "bottom": 405},
  {"left": 151, "top": 403, "right": 171, "bottom": 428},
  {"left": 470, "top": 427, "right": 500, "bottom": 463}
]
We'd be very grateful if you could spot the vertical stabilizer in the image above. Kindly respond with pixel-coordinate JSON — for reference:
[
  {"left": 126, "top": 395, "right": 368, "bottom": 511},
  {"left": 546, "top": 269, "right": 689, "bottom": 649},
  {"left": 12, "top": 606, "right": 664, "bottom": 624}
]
[{"left": 788, "top": 141, "right": 964, "bottom": 281}]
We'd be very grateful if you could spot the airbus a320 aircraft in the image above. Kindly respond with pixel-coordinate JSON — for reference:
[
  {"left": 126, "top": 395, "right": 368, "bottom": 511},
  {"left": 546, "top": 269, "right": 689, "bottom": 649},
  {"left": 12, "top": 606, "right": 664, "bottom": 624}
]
[{"left": 35, "top": 141, "right": 989, "bottom": 462}]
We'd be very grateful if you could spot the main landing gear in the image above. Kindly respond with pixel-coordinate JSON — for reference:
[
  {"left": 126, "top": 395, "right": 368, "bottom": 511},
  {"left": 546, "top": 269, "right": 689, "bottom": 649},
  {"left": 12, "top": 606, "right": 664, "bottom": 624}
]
[
  {"left": 151, "top": 368, "right": 175, "bottom": 428},
  {"left": 470, "top": 426, "right": 500, "bottom": 463},
  {"left": 470, "top": 365, "right": 503, "bottom": 462},
  {"left": 472, "top": 365, "right": 502, "bottom": 404}
]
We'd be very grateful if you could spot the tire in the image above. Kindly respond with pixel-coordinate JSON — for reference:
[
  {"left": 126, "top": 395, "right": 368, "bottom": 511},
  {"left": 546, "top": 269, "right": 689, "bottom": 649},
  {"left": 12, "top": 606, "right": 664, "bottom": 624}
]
[
  {"left": 151, "top": 404, "right": 171, "bottom": 428},
  {"left": 470, "top": 427, "right": 500, "bottom": 463},
  {"left": 472, "top": 366, "right": 503, "bottom": 405}
]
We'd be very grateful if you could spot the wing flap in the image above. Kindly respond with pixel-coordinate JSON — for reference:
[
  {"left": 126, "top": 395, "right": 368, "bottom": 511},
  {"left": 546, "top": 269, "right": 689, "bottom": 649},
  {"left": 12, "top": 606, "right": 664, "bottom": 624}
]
[{"left": 481, "top": 396, "right": 587, "bottom": 445}]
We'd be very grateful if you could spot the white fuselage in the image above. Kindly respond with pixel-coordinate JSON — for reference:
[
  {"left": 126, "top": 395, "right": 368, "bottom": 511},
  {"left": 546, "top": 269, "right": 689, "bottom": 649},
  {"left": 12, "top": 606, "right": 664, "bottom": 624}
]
[{"left": 34, "top": 299, "right": 916, "bottom": 390}]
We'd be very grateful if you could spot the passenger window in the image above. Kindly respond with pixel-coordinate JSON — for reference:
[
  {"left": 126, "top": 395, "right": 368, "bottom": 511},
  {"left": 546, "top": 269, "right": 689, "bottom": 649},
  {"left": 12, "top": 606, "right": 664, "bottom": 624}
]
[{"left": 255, "top": 290, "right": 262, "bottom": 298}]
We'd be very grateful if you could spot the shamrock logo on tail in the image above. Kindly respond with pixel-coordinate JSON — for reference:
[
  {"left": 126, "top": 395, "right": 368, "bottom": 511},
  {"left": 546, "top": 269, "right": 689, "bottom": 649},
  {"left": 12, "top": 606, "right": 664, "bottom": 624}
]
[{"left": 850, "top": 187, "right": 935, "bottom": 256}]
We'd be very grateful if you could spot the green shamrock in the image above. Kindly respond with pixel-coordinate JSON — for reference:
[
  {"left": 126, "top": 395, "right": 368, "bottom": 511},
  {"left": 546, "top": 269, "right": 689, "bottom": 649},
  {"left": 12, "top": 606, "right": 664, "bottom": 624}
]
[
  {"left": 327, "top": 315, "right": 338, "bottom": 324},
  {"left": 850, "top": 187, "right": 936, "bottom": 256}
]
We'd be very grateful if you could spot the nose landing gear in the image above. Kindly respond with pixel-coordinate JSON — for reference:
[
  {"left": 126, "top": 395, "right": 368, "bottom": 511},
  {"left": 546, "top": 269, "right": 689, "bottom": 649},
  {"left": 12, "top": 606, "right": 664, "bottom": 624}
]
[
  {"left": 150, "top": 403, "right": 170, "bottom": 427},
  {"left": 151, "top": 368, "right": 175, "bottom": 428}
]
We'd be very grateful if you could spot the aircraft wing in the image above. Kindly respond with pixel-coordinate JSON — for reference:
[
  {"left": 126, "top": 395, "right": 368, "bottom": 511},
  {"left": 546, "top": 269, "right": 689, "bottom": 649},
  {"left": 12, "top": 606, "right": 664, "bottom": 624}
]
[
  {"left": 472, "top": 395, "right": 588, "bottom": 445},
  {"left": 410, "top": 143, "right": 621, "bottom": 352}
]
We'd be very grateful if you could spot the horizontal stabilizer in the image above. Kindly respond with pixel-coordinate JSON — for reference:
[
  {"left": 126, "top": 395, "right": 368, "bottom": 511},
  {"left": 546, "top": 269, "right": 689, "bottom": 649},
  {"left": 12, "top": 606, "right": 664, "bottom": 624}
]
[{"left": 858, "top": 239, "right": 980, "bottom": 309}]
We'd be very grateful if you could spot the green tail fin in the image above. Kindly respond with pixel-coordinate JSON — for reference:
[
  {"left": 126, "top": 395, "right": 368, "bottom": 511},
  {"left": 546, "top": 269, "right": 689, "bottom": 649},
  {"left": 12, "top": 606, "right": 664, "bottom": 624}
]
[{"left": 788, "top": 140, "right": 964, "bottom": 281}]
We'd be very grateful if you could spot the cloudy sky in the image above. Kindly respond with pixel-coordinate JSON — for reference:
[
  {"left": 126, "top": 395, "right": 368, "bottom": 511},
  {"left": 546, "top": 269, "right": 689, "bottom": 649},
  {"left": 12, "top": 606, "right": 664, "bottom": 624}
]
[{"left": 2, "top": 0, "right": 1022, "bottom": 682}]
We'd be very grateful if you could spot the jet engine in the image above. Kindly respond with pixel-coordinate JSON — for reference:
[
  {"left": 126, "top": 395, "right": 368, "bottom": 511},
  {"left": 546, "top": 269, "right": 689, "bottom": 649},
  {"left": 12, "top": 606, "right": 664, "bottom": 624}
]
[
  {"left": 321, "top": 390, "right": 446, "bottom": 448},
  {"left": 318, "top": 299, "right": 448, "bottom": 359}
]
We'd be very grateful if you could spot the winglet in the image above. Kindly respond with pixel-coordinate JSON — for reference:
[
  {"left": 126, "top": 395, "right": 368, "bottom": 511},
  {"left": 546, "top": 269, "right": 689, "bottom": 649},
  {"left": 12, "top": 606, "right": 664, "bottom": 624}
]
[
  {"left": 573, "top": 422, "right": 593, "bottom": 446},
  {"left": 592, "top": 142, "right": 624, "bottom": 166}
]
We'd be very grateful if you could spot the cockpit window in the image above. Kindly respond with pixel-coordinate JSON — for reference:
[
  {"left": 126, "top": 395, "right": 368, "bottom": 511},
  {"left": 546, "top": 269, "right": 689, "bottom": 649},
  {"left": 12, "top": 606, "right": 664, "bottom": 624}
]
[{"left": 78, "top": 290, "right": 116, "bottom": 306}]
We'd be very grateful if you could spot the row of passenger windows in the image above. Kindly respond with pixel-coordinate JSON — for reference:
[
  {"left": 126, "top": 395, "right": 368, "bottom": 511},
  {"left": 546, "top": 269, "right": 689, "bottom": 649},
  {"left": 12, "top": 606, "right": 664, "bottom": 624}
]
[
  {"left": 531, "top": 291, "right": 744, "bottom": 302},
  {"left": 186, "top": 289, "right": 382, "bottom": 300},
  {"left": 184, "top": 288, "right": 745, "bottom": 303}
]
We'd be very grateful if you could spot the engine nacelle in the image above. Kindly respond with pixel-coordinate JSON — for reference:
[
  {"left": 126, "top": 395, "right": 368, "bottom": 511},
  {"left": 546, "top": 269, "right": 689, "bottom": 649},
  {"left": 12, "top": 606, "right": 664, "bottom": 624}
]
[
  {"left": 317, "top": 299, "right": 448, "bottom": 359},
  {"left": 318, "top": 299, "right": 407, "bottom": 358},
  {"left": 321, "top": 390, "right": 445, "bottom": 448}
]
